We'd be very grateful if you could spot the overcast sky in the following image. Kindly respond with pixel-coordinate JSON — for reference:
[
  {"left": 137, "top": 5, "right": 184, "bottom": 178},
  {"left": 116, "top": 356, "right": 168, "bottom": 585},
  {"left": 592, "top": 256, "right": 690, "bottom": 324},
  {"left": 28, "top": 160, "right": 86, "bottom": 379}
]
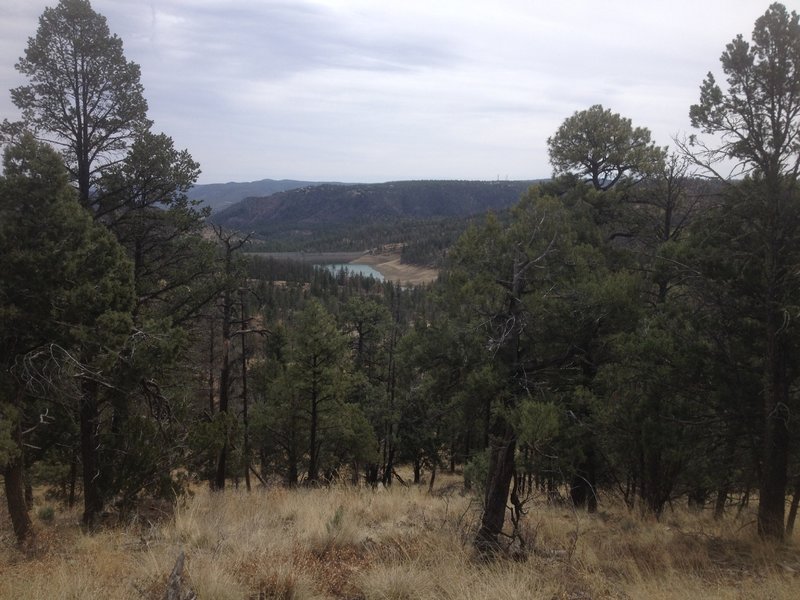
[{"left": 0, "top": 0, "right": 784, "bottom": 184}]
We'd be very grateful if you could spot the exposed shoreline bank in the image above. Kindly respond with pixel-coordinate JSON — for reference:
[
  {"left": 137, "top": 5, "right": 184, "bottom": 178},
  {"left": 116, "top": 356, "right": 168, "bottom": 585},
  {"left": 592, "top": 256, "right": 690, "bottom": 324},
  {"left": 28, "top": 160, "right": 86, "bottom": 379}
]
[
  {"left": 248, "top": 250, "right": 438, "bottom": 285},
  {"left": 352, "top": 251, "right": 438, "bottom": 286}
]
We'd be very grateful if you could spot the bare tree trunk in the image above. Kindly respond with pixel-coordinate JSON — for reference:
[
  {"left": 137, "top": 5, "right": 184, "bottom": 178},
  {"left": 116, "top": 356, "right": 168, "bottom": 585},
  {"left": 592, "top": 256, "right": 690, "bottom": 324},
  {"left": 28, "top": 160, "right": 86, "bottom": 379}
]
[
  {"left": 4, "top": 416, "right": 34, "bottom": 544},
  {"left": 213, "top": 226, "right": 249, "bottom": 491},
  {"left": 475, "top": 421, "right": 516, "bottom": 554}
]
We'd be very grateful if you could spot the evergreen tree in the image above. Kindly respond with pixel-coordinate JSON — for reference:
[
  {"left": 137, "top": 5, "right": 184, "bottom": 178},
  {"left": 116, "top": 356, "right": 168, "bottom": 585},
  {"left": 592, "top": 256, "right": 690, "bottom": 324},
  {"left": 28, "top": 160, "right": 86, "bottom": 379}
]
[
  {"left": 687, "top": 2, "right": 800, "bottom": 540},
  {"left": 9, "top": 0, "right": 150, "bottom": 207},
  {"left": 0, "top": 134, "right": 134, "bottom": 537}
]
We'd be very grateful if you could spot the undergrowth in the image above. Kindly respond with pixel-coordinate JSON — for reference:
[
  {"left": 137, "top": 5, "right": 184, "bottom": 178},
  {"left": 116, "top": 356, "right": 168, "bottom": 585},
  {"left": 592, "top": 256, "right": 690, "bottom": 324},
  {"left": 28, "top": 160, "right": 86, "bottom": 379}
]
[{"left": 1, "top": 473, "right": 798, "bottom": 599}]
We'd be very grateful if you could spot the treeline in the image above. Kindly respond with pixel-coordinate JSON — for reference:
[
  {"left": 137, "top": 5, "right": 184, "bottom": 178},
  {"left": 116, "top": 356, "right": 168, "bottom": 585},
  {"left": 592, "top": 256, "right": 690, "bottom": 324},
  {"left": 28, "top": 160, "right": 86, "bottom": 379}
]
[
  {"left": 246, "top": 212, "right": 511, "bottom": 267},
  {"left": 212, "top": 179, "right": 534, "bottom": 263},
  {"left": 2, "top": 0, "right": 800, "bottom": 555}
]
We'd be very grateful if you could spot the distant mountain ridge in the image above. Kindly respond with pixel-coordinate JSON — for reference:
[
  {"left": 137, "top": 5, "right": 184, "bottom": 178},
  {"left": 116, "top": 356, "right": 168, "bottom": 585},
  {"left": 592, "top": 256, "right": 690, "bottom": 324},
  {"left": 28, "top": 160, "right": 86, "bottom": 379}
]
[
  {"left": 188, "top": 178, "right": 336, "bottom": 212},
  {"left": 210, "top": 180, "right": 538, "bottom": 236}
]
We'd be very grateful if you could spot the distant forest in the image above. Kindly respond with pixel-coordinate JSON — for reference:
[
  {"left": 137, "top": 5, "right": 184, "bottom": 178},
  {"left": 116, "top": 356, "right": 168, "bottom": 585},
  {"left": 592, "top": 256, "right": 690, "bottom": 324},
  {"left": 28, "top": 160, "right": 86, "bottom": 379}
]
[
  {"left": 3, "top": 0, "right": 800, "bottom": 556},
  {"left": 211, "top": 180, "right": 535, "bottom": 265}
]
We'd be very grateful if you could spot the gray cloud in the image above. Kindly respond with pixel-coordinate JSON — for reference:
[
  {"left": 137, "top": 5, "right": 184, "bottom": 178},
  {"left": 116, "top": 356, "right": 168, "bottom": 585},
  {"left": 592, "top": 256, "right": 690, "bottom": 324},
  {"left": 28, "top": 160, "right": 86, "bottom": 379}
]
[{"left": 0, "top": 0, "right": 775, "bottom": 183}]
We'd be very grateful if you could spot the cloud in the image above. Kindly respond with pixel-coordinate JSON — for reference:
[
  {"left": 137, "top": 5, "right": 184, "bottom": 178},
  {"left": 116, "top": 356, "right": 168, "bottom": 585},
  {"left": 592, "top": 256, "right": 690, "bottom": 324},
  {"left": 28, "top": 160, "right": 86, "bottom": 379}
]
[{"left": 0, "top": 0, "right": 775, "bottom": 183}]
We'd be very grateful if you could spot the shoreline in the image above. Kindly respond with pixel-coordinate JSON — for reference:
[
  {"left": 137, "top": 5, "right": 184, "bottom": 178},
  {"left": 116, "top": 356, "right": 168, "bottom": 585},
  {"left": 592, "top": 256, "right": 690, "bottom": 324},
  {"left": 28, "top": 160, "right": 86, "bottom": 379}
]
[
  {"left": 352, "top": 252, "right": 438, "bottom": 286},
  {"left": 247, "top": 250, "right": 439, "bottom": 285}
]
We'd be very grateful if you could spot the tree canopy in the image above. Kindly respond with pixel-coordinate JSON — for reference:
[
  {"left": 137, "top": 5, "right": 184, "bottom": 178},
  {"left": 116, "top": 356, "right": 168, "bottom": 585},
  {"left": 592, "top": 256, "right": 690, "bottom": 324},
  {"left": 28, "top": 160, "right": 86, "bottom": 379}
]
[
  {"left": 10, "top": 0, "right": 149, "bottom": 206},
  {"left": 547, "top": 104, "right": 665, "bottom": 190}
]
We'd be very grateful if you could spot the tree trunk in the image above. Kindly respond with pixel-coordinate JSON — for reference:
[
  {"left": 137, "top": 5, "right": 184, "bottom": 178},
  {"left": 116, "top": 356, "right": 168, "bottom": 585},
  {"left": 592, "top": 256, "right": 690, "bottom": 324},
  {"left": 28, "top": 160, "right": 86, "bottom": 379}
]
[
  {"left": 474, "top": 255, "right": 528, "bottom": 554},
  {"left": 214, "top": 285, "right": 233, "bottom": 490},
  {"left": 714, "top": 486, "right": 729, "bottom": 520},
  {"left": 208, "top": 316, "right": 216, "bottom": 415},
  {"left": 240, "top": 289, "right": 251, "bottom": 492},
  {"left": 308, "top": 390, "right": 319, "bottom": 483},
  {"left": 570, "top": 473, "right": 587, "bottom": 509},
  {"left": 785, "top": 479, "right": 800, "bottom": 538},
  {"left": 571, "top": 448, "right": 598, "bottom": 513},
  {"left": 286, "top": 441, "right": 299, "bottom": 487},
  {"left": 382, "top": 445, "right": 395, "bottom": 486},
  {"left": 212, "top": 227, "right": 248, "bottom": 491},
  {"left": 4, "top": 417, "right": 33, "bottom": 544},
  {"left": 366, "top": 463, "right": 379, "bottom": 487},
  {"left": 81, "top": 378, "right": 103, "bottom": 526},
  {"left": 68, "top": 448, "right": 78, "bottom": 508},
  {"left": 757, "top": 326, "right": 789, "bottom": 541},
  {"left": 474, "top": 420, "right": 516, "bottom": 554},
  {"left": 587, "top": 450, "right": 598, "bottom": 513}
]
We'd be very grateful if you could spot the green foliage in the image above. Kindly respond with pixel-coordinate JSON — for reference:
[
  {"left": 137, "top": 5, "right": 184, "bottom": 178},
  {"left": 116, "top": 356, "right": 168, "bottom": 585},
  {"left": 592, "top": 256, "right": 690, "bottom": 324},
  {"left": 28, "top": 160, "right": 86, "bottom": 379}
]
[
  {"left": 547, "top": 104, "right": 665, "bottom": 190},
  {"left": 687, "top": 1, "right": 800, "bottom": 539},
  {"left": 514, "top": 400, "right": 559, "bottom": 450},
  {"left": 0, "top": 133, "right": 134, "bottom": 365},
  {"left": 323, "top": 403, "right": 380, "bottom": 471},
  {"left": 212, "top": 180, "right": 533, "bottom": 261},
  {"left": 5, "top": 0, "right": 800, "bottom": 553},
  {"left": 463, "top": 449, "right": 489, "bottom": 495},
  {"left": 189, "top": 411, "right": 241, "bottom": 481},
  {"left": 0, "top": 133, "right": 135, "bottom": 534},
  {"left": 37, "top": 506, "right": 55, "bottom": 523},
  {"left": 689, "top": 3, "right": 800, "bottom": 176},
  {"left": 0, "top": 403, "right": 19, "bottom": 466},
  {"left": 326, "top": 505, "right": 345, "bottom": 536},
  {"left": 10, "top": 0, "right": 149, "bottom": 203}
]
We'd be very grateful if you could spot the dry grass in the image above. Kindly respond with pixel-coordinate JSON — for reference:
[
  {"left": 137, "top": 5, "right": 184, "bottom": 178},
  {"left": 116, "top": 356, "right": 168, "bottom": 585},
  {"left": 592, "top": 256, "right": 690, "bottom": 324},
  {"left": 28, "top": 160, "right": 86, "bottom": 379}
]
[{"left": 2, "top": 475, "right": 799, "bottom": 599}]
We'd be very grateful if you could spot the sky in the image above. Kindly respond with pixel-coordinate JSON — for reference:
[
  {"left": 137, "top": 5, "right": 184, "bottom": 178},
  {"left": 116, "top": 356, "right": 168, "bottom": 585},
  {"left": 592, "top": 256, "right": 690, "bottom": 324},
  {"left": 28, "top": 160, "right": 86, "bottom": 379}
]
[{"left": 0, "top": 0, "right": 787, "bottom": 185}]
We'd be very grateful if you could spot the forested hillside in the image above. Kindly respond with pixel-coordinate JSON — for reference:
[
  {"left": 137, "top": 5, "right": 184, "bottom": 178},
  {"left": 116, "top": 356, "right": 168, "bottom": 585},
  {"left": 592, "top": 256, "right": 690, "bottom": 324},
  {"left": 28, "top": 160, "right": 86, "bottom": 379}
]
[
  {"left": 2, "top": 3, "right": 800, "bottom": 597},
  {"left": 210, "top": 180, "right": 536, "bottom": 260},
  {"left": 187, "top": 178, "right": 332, "bottom": 212}
]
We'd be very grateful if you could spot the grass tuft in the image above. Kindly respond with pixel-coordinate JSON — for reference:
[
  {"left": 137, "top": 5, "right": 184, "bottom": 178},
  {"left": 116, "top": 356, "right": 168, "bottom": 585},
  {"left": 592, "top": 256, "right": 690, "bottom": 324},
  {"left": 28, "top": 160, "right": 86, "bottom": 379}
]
[{"left": 2, "top": 474, "right": 799, "bottom": 599}]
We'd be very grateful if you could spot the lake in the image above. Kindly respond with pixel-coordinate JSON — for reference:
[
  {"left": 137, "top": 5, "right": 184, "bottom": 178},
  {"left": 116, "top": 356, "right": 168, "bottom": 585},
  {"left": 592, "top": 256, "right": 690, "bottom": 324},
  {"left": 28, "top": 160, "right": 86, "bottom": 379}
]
[{"left": 320, "top": 263, "right": 385, "bottom": 280}]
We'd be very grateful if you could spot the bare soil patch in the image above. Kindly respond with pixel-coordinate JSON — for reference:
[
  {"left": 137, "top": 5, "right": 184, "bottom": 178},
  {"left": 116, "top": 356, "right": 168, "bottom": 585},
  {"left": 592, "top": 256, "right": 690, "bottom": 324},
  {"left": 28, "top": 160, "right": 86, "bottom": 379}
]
[{"left": 352, "top": 251, "right": 438, "bottom": 285}]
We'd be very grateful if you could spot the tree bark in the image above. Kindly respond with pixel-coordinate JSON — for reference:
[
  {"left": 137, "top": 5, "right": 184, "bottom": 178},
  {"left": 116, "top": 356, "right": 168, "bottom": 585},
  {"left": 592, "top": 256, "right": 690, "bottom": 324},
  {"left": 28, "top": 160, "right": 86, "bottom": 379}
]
[
  {"left": 214, "top": 328, "right": 231, "bottom": 490},
  {"left": 714, "top": 486, "right": 729, "bottom": 520},
  {"left": 758, "top": 312, "right": 790, "bottom": 540},
  {"left": 786, "top": 478, "right": 800, "bottom": 538},
  {"left": 571, "top": 448, "right": 598, "bottom": 513},
  {"left": 81, "top": 378, "right": 104, "bottom": 526},
  {"left": 474, "top": 254, "right": 529, "bottom": 554},
  {"left": 4, "top": 417, "right": 34, "bottom": 544},
  {"left": 240, "top": 289, "right": 251, "bottom": 492},
  {"left": 68, "top": 447, "right": 77, "bottom": 508},
  {"left": 474, "top": 420, "right": 516, "bottom": 554},
  {"left": 308, "top": 388, "right": 319, "bottom": 483}
]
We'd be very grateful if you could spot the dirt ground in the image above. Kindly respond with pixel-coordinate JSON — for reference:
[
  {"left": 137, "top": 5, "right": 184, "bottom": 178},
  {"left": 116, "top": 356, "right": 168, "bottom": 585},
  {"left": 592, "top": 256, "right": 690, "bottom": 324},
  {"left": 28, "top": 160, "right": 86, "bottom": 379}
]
[{"left": 352, "top": 251, "right": 438, "bottom": 285}]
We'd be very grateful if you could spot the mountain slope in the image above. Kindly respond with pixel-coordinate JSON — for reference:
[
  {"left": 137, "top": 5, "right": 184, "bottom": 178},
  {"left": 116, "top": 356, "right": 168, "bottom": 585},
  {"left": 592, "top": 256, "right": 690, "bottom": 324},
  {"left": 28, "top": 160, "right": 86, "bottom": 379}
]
[
  {"left": 211, "top": 180, "right": 537, "bottom": 234},
  {"left": 188, "top": 178, "right": 334, "bottom": 212}
]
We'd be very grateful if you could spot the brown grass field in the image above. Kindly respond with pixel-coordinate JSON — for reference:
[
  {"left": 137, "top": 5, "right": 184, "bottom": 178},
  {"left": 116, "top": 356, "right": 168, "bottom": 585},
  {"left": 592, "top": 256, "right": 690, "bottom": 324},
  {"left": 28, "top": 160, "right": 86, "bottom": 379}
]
[{"left": 1, "top": 472, "right": 799, "bottom": 599}]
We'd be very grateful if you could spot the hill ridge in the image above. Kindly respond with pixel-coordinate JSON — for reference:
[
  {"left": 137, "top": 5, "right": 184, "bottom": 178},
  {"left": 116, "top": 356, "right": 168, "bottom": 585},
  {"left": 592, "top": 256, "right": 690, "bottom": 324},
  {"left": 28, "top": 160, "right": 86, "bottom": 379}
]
[{"left": 211, "top": 179, "right": 539, "bottom": 235}]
